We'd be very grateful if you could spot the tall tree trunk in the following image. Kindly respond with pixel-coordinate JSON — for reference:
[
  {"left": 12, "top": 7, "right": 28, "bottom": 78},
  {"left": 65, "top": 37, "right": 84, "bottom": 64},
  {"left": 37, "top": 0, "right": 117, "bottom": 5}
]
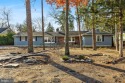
[
  {"left": 41, "top": 0, "right": 45, "bottom": 50},
  {"left": 25, "top": 0, "right": 33, "bottom": 53},
  {"left": 65, "top": 0, "right": 70, "bottom": 56},
  {"left": 92, "top": 27, "right": 96, "bottom": 50},
  {"left": 115, "top": 13, "right": 119, "bottom": 51},
  {"left": 76, "top": 7, "right": 83, "bottom": 50},
  {"left": 119, "top": 0, "right": 123, "bottom": 57},
  {"left": 92, "top": 0, "right": 96, "bottom": 50}
]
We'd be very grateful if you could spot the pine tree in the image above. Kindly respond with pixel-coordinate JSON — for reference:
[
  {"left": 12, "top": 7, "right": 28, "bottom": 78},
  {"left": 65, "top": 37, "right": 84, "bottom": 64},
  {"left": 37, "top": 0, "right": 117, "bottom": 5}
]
[{"left": 46, "top": 22, "right": 54, "bottom": 32}]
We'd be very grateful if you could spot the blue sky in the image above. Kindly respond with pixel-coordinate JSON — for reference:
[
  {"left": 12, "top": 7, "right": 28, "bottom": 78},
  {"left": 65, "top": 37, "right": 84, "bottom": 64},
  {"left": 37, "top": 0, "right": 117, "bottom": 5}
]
[
  {"left": 0, "top": 0, "right": 77, "bottom": 30},
  {"left": 0, "top": 0, "right": 51, "bottom": 23}
]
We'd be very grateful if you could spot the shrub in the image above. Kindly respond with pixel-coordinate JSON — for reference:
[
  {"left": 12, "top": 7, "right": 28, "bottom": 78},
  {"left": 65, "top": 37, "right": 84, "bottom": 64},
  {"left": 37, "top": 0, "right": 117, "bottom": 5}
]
[
  {"left": 77, "top": 55, "right": 85, "bottom": 60},
  {"left": 62, "top": 55, "right": 69, "bottom": 61},
  {"left": 0, "top": 32, "right": 14, "bottom": 45}
]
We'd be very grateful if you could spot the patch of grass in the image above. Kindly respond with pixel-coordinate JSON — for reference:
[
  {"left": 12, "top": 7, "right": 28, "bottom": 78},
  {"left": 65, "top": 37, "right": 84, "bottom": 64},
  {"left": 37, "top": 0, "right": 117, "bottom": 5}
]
[{"left": 62, "top": 55, "right": 70, "bottom": 61}]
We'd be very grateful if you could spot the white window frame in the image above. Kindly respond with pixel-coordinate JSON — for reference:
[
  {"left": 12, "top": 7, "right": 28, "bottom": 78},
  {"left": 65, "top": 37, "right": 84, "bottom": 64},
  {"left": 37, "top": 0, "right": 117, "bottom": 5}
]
[
  {"left": 44, "top": 37, "right": 55, "bottom": 43},
  {"left": 64, "top": 37, "right": 75, "bottom": 42},
  {"left": 69, "top": 37, "right": 75, "bottom": 42},
  {"left": 21, "top": 36, "right": 26, "bottom": 41},
  {"left": 96, "top": 35, "right": 102, "bottom": 42},
  {"left": 33, "top": 36, "right": 37, "bottom": 41}
]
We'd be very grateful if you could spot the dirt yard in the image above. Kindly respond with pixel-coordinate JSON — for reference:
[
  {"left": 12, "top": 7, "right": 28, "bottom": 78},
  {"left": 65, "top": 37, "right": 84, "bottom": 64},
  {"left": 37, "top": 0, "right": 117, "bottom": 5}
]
[{"left": 0, "top": 46, "right": 125, "bottom": 83}]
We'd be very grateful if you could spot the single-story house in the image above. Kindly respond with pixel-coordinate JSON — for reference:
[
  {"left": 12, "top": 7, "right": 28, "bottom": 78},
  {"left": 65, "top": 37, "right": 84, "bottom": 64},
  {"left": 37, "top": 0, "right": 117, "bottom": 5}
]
[
  {"left": 13, "top": 31, "right": 88, "bottom": 47},
  {"left": 14, "top": 32, "right": 43, "bottom": 46},
  {"left": 0, "top": 28, "right": 13, "bottom": 35},
  {"left": 82, "top": 29, "right": 113, "bottom": 47}
]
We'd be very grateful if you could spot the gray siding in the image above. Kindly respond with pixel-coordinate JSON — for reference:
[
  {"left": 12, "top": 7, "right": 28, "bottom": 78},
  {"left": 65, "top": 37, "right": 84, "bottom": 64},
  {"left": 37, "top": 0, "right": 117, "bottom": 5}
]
[
  {"left": 83, "top": 35, "right": 112, "bottom": 47},
  {"left": 14, "top": 36, "right": 43, "bottom": 46}
]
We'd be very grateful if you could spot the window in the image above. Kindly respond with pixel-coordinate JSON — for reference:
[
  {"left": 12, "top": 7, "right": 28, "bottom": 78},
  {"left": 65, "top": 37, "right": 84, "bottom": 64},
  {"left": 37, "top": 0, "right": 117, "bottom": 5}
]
[
  {"left": 20, "top": 36, "right": 37, "bottom": 41},
  {"left": 20, "top": 36, "right": 26, "bottom": 41},
  {"left": 33, "top": 36, "right": 37, "bottom": 41},
  {"left": 44, "top": 37, "right": 48, "bottom": 42},
  {"left": 72, "top": 37, "right": 75, "bottom": 42},
  {"left": 70, "top": 37, "right": 75, "bottom": 42},
  {"left": 66, "top": 37, "right": 75, "bottom": 42},
  {"left": 44, "top": 37, "right": 54, "bottom": 43},
  {"left": 96, "top": 35, "right": 102, "bottom": 42}
]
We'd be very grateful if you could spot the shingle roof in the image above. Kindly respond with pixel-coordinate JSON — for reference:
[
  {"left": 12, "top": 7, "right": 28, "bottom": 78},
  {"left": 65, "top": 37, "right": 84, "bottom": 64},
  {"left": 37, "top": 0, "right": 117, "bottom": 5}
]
[
  {"left": 46, "top": 31, "right": 88, "bottom": 36},
  {"left": 14, "top": 31, "right": 88, "bottom": 37},
  {"left": 14, "top": 32, "right": 43, "bottom": 36},
  {"left": 0, "top": 28, "right": 8, "bottom": 33},
  {"left": 83, "top": 29, "right": 113, "bottom": 36}
]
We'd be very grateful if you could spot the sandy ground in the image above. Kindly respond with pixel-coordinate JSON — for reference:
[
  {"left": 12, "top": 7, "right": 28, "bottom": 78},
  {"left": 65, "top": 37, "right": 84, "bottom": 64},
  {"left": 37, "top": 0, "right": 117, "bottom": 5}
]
[{"left": 0, "top": 46, "right": 125, "bottom": 83}]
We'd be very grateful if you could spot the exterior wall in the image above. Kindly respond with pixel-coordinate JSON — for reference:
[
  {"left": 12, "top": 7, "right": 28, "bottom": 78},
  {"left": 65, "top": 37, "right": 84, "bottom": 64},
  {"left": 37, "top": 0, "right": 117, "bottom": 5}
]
[
  {"left": 55, "top": 36, "right": 80, "bottom": 46},
  {"left": 14, "top": 36, "right": 81, "bottom": 47},
  {"left": 83, "top": 35, "right": 113, "bottom": 47},
  {"left": 56, "top": 36, "right": 80, "bottom": 44},
  {"left": 75, "top": 36, "right": 79, "bottom": 44},
  {"left": 14, "top": 36, "right": 43, "bottom": 46},
  {"left": 57, "top": 37, "right": 64, "bottom": 44}
]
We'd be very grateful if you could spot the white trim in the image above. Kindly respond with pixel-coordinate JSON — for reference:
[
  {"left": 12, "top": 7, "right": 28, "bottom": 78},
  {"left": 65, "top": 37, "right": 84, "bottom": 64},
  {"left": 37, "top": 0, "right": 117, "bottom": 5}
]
[
  {"left": 33, "top": 36, "right": 37, "bottom": 41},
  {"left": 21, "top": 36, "right": 26, "bottom": 41},
  {"left": 96, "top": 35, "right": 102, "bottom": 42},
  {"left": 64, "top": 37, "right": 75, "bottom": 42},
  {"left": 44, "top": 37, "right": 55, "bottom": 43},
  {"left": 83, "top": 45, "right": 112, "bottom": 47},
  {"left": 45, "top": 42, "right": 55, "bottom": 43}
]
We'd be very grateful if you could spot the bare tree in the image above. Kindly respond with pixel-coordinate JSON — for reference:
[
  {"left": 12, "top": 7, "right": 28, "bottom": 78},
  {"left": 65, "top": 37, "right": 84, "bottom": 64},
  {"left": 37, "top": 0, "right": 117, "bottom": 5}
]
[
  {"left": 25, "top": 0, "right": 34, "bottom": 53},
  {"left": 0, "top": 7, "right": 11, "bottom": 28},
  {"left": 32, "top": 17, "right": 48, "bottom": 32},
  {"left": 33, "top": 18, "right": 42, "bottom": 31}
]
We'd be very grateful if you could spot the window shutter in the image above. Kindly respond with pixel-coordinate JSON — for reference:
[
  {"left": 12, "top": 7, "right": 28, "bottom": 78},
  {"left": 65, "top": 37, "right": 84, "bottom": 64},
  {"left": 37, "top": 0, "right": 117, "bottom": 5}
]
[
  {"left": 55, "top": 37, "right": 56, "bottom": 43},
  {"left": 102, "top": 35, "right": 104, "bottom": 41},
  {"left": 36, "top": 36, "right": 37, "bottom": 41},
  {"left": 25, "top": 36, "right": 27, "bottom": 41},
  {"left": 20, "top": 36, "right": 21, "bottom": 41}
]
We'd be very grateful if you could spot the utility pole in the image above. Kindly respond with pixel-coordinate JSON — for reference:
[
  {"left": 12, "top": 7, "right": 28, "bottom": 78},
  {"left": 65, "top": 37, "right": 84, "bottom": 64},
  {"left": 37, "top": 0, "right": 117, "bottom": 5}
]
[
  {"left": 25, "top": 0, "right": 33, "bottom": 53},
  {"left": 41, "top": 0, "right": 45, "bottom": 50}
]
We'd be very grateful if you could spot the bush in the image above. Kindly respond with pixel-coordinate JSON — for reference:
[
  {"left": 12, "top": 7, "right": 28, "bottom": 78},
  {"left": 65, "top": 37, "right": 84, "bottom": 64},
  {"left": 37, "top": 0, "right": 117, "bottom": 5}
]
[
  {"left": 0, "top": 32, "right": 14, "bottom": 45},
  {"left": 62, "top": 55, "right": 70, "bottom": 61},
  {"left": 77, "top": 55, "right": 85, "bottom": 60}
]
